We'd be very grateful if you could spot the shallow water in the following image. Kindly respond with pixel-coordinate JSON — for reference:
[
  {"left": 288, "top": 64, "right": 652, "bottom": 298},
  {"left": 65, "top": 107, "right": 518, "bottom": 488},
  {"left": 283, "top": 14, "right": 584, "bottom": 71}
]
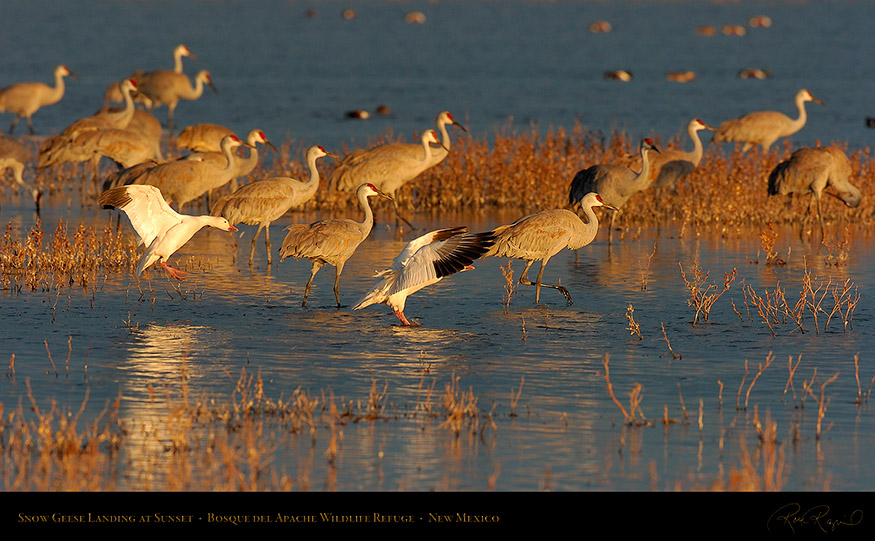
[
  {"left": 2, "top": 206, "right": 874, "bottom": 491},
  {"left": 1, "top": 0, "right": 875, "bottom": 494}
]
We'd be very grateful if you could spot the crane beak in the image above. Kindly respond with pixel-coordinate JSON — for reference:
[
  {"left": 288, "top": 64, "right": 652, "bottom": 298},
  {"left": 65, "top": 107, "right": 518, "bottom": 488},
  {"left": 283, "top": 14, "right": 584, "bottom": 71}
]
[
  {"left": 326, "top": 151, "right": 340, "bottom": 160},
  {"left": 603, "top": 202, "right": 620, "bottom": 212},
  {"left": 228, "top": 225, "right": 239, "bottom": 232},
  {"left": 266, "top": 141, "right": 279, "bottom": 153},
  {"left": 813, "top": 97, "right": 825, "bottom": 106},
  {"left": 453, "top": 121, "right": 468, "bottom": 133},
  {"left": 376, "top": 188, "right": 393, "bottom": 201},
  {"left": 208, "top": 81, "right": 219, "bottom": 95}
]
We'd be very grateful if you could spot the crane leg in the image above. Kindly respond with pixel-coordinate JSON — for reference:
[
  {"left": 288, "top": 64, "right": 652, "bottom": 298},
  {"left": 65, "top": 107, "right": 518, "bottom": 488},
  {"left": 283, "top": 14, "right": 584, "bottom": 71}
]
[
  {"left": 815, "top": 196, "right": 825, "bottom": 239},
  {"left": 518, "top": 259, "right": 573, "bottom": 305},
  {"left": 8, "top": 117, "right": 18, "bottom": 135},
  {"left": 333, "top": 264, "right": 344, "bottom": 308},
  {"left": 393, "top": 199, "right": 415, "bottom": 231},
  {"left": 302, "top": 261, "right": 324, "bottom": 306},
  {"left": 608, "top": 211, "right": 618, "bottom": 245},
  {"left": 167, "top": 105, "right": 176, "bottom": 136},
  {"left": 250, "top": 225, "right": 263, "bottom": 266},
  {"left": 26, "top": 116, "right": 35, "bottom": 135},
  {"left": 264, "top": 225, "right": 272, "bottom": 266}
]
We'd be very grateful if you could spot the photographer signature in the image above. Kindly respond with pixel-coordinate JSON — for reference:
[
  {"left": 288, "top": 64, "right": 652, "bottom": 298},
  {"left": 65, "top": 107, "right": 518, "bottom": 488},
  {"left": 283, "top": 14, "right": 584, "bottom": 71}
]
[{"left": 767, "top": 503, "right": 863, "bottom": 534}]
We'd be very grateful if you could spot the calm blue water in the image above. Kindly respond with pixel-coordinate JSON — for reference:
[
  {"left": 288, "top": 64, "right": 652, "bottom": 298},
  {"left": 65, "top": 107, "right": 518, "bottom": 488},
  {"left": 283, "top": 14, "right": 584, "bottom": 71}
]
[
  {"left": 2, "top": 0, "right": 873, "bottom": 152},
  {"left": 1, "top": 0, "right": 875, "bottom": 499}
]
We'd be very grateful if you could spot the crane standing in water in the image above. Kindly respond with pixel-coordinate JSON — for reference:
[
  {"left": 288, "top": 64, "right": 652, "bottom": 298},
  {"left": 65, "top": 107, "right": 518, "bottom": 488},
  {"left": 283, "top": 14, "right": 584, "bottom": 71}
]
[
  {"left": 125, "top": 134, "right": 254, "bottom": 212},
  {"left": 331, "top": 129, "right": 447, "bottom": 229},
  {"left": 485, "top": 192, "right": 617, "bottom": 305},
  {"left": 0, "top": 65, "right": 77, "bottom": 135},
  {"left": 616, "top": 119, "right": 714, "bottom": 190},
  {"left": 0, "top": 135, "right": 41, "bottom": 210},
  {"left": 279, "top": 183, "right": 392, "bottom": 307},
  {"left": 712, "top": 89, "right": 824, "bottom": 153},
  {"left": 767, "top": 146, "right": 862, "bottom": 237},
  {"left": 568, "top": 138, "right": 659, "bottom": 244},
  {"left": 104, "top": 44, "right": 197, "bottom": 107},
  {"left": 136, "top": 70, "right": 217, "bottom": 134},
  {"left": 211, "top": 145, "right": 337, "bottom": 266}
]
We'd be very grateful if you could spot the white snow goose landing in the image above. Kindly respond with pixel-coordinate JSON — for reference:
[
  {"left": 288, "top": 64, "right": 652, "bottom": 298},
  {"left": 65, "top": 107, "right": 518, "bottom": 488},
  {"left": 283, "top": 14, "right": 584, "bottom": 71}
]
[
  {"left": 354, "top": 226, "right": 496, "bottom": 326},
  {"left": 98, "top": 184, "right": 237, "bottom": 280}
]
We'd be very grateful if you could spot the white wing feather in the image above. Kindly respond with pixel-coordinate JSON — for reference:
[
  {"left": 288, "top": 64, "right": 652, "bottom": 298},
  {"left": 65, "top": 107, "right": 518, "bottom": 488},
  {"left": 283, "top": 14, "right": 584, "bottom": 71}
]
[{"left": 115, "top": 185, "right": 182, "bottom": 247}]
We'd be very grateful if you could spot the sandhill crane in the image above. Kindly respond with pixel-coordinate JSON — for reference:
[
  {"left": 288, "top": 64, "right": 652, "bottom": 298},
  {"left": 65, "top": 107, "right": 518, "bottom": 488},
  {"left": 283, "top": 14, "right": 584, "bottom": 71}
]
[
  {"left": 37, "top": 79, "right": 140, "bottom": 175},
  {"left": 616, "top": 119, "right": 714, "bottom": 190},
  {"left": 767, "top": 146, "right": 863, "bottom": 237},
  {"left": 98, "top": 184, "right": 237, "bottom": 281},
  {"left": 712, "top": 89, "right": 824, "bottom": 153},
  {"left": 354, "top": 226, "right": 496, "bottom": 326},
  {"left": 485, "top": 192, "right": 617, "bottom": 305},
  {"left": 183, "top": 128, "right": 278, "bottom": 194},
  {"left": 279, "top": 183, "right": 392, "bottom": 307},
  {"left": 137, "top": 70, "right": 217, "bottom": 134},
  {"left": 211, "top": 145, "right": 338, "bottom": 266},
  {"left": 333, "top": 111, "right": 466, "bottom": 175},
  {"left": 128, "top": 134, "right": 254, "bottom": 212},
  {"left": 94, "top": 108, "right": 164, "bottom": 155},
  {"left": 71, "top": 128, "right": 163, "bottom": 169},
  {"left": 330, "top": 129, "right": 446, "bottom": 229},
  {"left": 104, "top": 44, "right": 197, "bottom": 107},
  {"left": 0, "top": 65, "right": 77, "bottom": 135},
  {"left": 0, "top": 135, "right": 41, "bottom": 210},
  {"left": 568, "top": 138, "right": 660, "bottom": 243},
  {"left": 175, "top": 123, "right": 235, "bottom": 152}
]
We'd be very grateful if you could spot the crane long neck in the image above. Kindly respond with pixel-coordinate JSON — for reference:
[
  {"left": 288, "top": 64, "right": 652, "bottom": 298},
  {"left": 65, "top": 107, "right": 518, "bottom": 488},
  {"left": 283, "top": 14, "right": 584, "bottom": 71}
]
[
  {"left": 634, "top": 146, "right": 654, "bottom": 189},
  {"left": 235, "top": 135, "right": 260, "bottom": 174},
  {"left": 182, "top": 76, "right": 205, "bottom": 100},
  {"left": 420, "top": 137, "right": 434, "bottom": 163},
  {"left": 303, "top": 152, "right": 321, "bottom": 192},
  {"left": 356, "top": 191, "right": 376, "bottom": 234},
  {"left": 688, "top": 126, "right": 705, "bottom": 165},
  {"left": 106, "top": 86, "right": 135, "bottom": 129},
  {"left": 569, "top": 203, "right": 600, "bottom": 250},
  {"left": 437, "top": 119, "right": 452, "bottom": 151},
  {"left": 173, "top": 51, "right": 185, "bottom": 73},
  {"left": 48, "top": 70, "right": 67, "bottom": 105},
  {"left": 789, "top": 95, "right": 808, "bottom": 134},
  {"left": 220, "top": 142, "right": 238, "bottom": 171}
]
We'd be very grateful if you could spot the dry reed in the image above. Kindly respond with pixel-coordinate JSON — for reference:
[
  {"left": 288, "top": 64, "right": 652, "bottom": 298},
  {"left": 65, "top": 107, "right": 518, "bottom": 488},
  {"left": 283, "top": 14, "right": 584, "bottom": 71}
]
[{"left": 679, "top": 258, "right": 738, "bottom": 325}]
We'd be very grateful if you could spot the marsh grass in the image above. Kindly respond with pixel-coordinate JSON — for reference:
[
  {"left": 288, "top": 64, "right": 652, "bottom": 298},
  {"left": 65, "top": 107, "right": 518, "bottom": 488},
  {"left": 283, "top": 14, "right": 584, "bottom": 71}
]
[
  {"left": 0, "top": 361, "right": 504, "bottom": 490},
  {"left": 16, "top": 125, "right": 875, "bottom": 243},
  {"left": 2, "top": 342, "right": 857, "bottom": 491},
  {"left": 741, "top": 262, "right": 860, "bottom": 336},
  {"left": 679, "top": 258, "right": 738, "bottom": 326},
  {"left": 0, "top": 219, "right": 137, "bottom": 293},
  {"left": 626, "top": 304, "right": 642, "bottom": 340}
]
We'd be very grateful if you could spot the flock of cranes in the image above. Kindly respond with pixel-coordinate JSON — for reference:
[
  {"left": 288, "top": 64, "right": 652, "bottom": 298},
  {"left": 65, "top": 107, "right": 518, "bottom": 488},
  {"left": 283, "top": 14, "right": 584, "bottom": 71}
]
[{"left": 0, "top": 42, "right": 866, "bottom": 325}]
